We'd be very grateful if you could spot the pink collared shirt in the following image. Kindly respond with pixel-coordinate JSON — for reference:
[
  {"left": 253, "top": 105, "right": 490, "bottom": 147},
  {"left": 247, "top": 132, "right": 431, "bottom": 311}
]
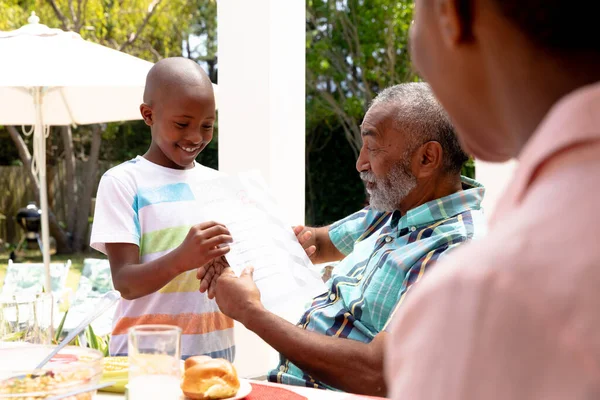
[{"left": 385, "top": 82, "right": 600, "bottom": 400}]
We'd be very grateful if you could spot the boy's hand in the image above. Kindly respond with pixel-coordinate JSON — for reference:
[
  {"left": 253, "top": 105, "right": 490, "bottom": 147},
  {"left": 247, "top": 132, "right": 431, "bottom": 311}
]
[
  {"left": 176, "top": 221, "right": 232, "bottom": 272},
  {"left": 197, "top": 256, "right": 229, "bottom": 299},
  {"left": 293, "top": 225, "right": 317, "bottom": 259},
  {"left": 214, "top": 266, "right": 262, "bottom": 324}
]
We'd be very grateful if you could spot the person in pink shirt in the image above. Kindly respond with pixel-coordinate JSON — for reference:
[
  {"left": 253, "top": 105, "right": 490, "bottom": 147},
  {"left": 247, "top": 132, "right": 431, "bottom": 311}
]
[{"left": 386, "top": 1, "right": 600, "bottom": 399}]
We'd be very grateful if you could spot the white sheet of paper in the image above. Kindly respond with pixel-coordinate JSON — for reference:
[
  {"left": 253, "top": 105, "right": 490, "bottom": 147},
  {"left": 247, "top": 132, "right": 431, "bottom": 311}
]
[{"left": 189, "top": 171, "right": 327, "bottom": 321}]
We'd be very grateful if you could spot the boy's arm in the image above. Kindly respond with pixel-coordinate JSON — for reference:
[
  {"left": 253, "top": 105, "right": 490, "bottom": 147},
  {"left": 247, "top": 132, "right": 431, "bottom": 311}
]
[
  {"left": 106, "top": 242, "right": 187, "bottom": 300},
  {"left": 107, "top": 221, "right": 232, "bottom": 300}
]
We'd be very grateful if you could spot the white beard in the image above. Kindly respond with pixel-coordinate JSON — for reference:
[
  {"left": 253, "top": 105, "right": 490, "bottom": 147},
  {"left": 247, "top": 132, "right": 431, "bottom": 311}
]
[{"left": 361, "top": 162, "right": 417, "bottom": 212}]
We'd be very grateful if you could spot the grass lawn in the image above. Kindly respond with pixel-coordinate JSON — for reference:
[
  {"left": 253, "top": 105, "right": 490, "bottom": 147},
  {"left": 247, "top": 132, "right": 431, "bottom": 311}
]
[{"left": 0, "top": 252, "right": 107, "bottom": 293}]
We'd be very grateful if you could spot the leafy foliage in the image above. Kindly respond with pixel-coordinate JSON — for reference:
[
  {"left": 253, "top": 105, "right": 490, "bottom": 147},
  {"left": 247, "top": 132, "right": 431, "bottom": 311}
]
[
  {"left": 307, "top": 0, "right": 416, "bottom": 156},
  {"left": 306, "top": 0, "right": 420, "bottom": 225},
  {"left": 0, "top": 0, "right": 196, "bottom": 62},
  {"left": 53, "top": 309, "right": 110, "bottom": 356}
]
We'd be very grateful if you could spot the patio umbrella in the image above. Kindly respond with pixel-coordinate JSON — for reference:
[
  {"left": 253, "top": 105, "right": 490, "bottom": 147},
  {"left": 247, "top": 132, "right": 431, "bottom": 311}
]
[{"left": 0, "top": 12, "right": 153, "bottom": 292}]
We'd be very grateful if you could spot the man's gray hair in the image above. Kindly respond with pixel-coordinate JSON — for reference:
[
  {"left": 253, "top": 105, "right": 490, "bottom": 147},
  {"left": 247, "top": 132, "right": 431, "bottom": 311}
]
[{"left": 370, "top": 82, "right": 469, "bottom": 174}]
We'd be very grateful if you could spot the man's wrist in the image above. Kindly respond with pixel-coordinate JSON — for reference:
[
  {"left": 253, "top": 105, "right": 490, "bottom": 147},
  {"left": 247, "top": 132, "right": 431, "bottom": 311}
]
[{"left": 239, "top": 301, "right": 267, "bottom": 329}]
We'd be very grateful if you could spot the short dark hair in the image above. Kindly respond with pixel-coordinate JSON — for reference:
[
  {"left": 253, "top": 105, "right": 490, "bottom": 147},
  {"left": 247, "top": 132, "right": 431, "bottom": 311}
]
[
  {"left": 370, "top": 82, "right": 469, "bottom": 174},
  {"left": 485, "top": 1, "right": 599, "bottom": 54}
]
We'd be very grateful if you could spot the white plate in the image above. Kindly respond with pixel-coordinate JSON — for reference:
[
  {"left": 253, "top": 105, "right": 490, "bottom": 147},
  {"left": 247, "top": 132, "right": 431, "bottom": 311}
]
[
  {"left": 182, "top": 379, "right": 252, "bottom": 400},
  {"left": 227, "top": 379, "right": 253, "bottom": 400}
]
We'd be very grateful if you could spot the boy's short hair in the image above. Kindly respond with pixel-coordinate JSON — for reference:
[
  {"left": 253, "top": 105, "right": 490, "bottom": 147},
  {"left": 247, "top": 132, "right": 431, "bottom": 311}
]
[{"left": 491, "top": 1, "right": 599, "bottom": 53}]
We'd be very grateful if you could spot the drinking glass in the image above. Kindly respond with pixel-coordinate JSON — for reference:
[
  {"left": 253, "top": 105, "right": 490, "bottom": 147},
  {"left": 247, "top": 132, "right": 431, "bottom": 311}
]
[
  {"left": 127, "top": 324, "right": 182, "bottom": 399},
  {"left": 0, "top": 293, "right": 53, "bottom": 345}
]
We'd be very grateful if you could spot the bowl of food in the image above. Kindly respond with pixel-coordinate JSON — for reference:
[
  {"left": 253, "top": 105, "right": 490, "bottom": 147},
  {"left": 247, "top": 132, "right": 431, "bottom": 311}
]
[
  {"left": 0, "top": 345, "right": 103, "bottom": 399},
  {"left": 100, "top": 356, "right": 129, "bottom": 393}
]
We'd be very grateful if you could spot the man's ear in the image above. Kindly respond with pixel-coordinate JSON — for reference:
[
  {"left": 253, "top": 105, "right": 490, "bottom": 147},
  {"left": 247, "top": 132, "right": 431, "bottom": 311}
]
[
  {"left": 434, "top": 0, "right": 473, "bottom": 47},
  {"left": 413, "top": 141, "right": 444, "bottom": 179},
  {"left": 140, "top": 103, "right": 153, "bottom": 126}
]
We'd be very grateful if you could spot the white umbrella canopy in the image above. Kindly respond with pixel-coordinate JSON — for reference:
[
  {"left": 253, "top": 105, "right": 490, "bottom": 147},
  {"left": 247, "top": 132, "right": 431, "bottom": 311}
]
[
  {"left": 0, "top": 12, "right": 154, "bottom": 293},
  {"left": 0, "top": 13, "right": 153, "bottom": 125}
]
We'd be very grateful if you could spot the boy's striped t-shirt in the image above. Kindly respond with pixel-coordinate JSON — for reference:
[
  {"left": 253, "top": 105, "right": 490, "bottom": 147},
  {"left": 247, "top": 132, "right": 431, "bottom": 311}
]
[{"left": 90, "top": 156, "right": 235, "bottom": 360}]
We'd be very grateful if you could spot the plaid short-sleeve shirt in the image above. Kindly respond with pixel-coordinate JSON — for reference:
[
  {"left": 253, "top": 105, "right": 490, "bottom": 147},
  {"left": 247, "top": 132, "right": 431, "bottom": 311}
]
[{"left": 268, "top": 177, "right": 486, "bottom": 389}]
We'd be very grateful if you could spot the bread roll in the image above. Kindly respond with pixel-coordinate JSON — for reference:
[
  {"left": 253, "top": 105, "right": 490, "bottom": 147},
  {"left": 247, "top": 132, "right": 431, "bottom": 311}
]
[{"left": 180, "top": 356, "right": 240, "bottom": 399}]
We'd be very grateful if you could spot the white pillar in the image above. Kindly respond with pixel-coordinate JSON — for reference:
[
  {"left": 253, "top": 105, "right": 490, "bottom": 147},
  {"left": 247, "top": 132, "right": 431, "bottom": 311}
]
[
  {"left": 217, "top": 0, "right": 306, "bottom": 379},
  {"left": 217, "top": 0, "right": 306, "bottom": 225},
  {"left": 475, "top": 159, "right": 518, "bottom": 217}
]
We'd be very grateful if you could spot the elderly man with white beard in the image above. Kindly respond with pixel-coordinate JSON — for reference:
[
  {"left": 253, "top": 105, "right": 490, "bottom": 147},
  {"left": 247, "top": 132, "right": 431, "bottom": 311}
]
[{"left": 197, "top": 82, "right": 486, "bottom": 396}]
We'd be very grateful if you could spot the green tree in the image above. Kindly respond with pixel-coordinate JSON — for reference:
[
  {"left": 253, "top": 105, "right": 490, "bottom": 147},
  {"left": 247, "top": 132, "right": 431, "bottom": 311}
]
[
  {"left": 0, "top": 0, "right": 196, "bottom": 61},
  {"left": 307, "top": 0, "right": 415, "bottom": 157},
  {"left": 305, "top": 0, "right": 416, "bottom": 224},
  {"left": 183, "top": 0, "right": 217, "bottom": 82}
]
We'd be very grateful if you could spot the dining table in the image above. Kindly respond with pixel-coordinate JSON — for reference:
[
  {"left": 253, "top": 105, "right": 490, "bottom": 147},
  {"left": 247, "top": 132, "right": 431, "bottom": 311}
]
[{"left": 95, "top": 379, "right": 387, "bottom": 400}]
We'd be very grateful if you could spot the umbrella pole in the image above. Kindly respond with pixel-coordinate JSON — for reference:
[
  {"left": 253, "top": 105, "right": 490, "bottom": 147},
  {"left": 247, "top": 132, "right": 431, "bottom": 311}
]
[{"left": 33, "top": 87, "right": 52, "bottom": 297}]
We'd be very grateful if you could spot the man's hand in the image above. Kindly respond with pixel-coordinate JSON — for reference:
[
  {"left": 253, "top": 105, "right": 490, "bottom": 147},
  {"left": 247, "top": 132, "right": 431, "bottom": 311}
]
[
  {"left": 197, "top": 256, "right": 229, "bottom": 299},
  {"left": 214, "top": 267, "right": 263, "bottom": 324},
  {"left": 174, "top": 221, "right": 232, "bottom": 273},
  {"left": 293, "top": 225, "right": 317, "bottom": 259}
]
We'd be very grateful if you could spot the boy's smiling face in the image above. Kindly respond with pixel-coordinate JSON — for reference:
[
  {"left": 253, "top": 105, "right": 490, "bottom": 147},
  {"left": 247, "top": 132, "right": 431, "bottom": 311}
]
[
  {"left": 140, "top": 58, "right": 217, "bottom": 170},
  {"left": 141, "top": 83, "right": 216, "bottom": 170}
]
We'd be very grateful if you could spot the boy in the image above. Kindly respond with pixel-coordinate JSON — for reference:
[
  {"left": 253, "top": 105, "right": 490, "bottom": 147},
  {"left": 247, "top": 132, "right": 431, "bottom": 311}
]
[{"left": 90, "top": 57, "right": 235, "bottom": 361}]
